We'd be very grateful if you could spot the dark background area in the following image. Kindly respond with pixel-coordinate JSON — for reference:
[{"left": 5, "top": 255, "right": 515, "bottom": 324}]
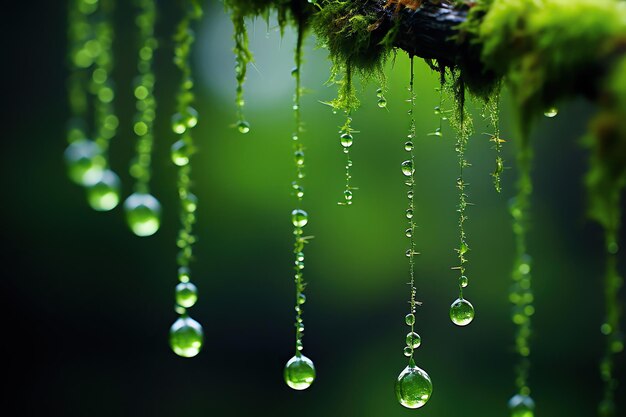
[{"left": 1, "top": 1, "right": 624, "bottom": 416}]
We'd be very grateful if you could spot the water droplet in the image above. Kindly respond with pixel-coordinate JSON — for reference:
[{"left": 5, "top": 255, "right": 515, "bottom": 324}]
[
  {"left": 403, "top": 346, "right": 413, "bottom": 357},
  {"left": 406, "top": 332, "right": 421, "bottom": 349},
  {"left": 291, "top": 66, "right": 299, "bottom": 77},
  {"left": 376, "top": 88, "right": 383, "bottom": 98},
  {"left": 124, "top": 192, "right": 161, "bottom": 237},
  {"left": 459, "top": 275, "right": 468, "bottom": 288},
  {"left": 401, "top": 160, "right": 414, "bottom": 177},
  {"left": 171, "top": 113, "right": 187, "bottom": 134},
  {"left": 291, "top": 209, "right": 308, "bottom": 227},
  {"left": 405, "top": 313, "right": 415, "bottom": 326},
  {"left": 184, "top": 106, "right": 198, "bottom": 128},
  {"left": 178, "top": 266, "right": 191, "bottom": 283},
  {"left": 344, "top": 190, "right": 353, "bottom": 201},
  {"left": 377, "top": 98, "right": 387, "bottom": 108},
  {"left": 169, "top": 315, "right": 204, "bottom": 358},
  {"left": 297, "top": 293, "right": 306, "bottom": 305},
  {"left": 64, "top": 139, "right": 105, "bottom": 185},
  {"left": 183, "top": 193, "right": 198, "bottom": 213},
  {"left": 171, "top": 139, "right": 191, "bottom": 166},
  {"left": 450, "top": 298, "right": 475, "bottom": 326},
  {"left": 284, "top": 354, "right": 316, "bottom": 390},
  {"left": 340, "top": 133, "right": 353, "bottom": 148},
  {"left": 404, "top": 141, "right": 414, "bottom": 152},
  {"left": 294, "top": 151, "right": 305, "bottom": 166},
  {"left": 406, "top": 209, "right": 414, "bottom": 219},
  {"left": 544, "top": 107, "right": 558, "bottom": 118},
  {"left": 434, "top": 106, "right": 441, "bottom": 115},
  {"left": 175, "top": 282, "right": 198, "bottom": 308},
  {"left": 86, "top": 170, "right": 121, "bottom": 211},
  {"left": 508, "top": 394, "right": 535, "bottom": 417},
  {"left": 405, "top": 228, "right": 413, "bottom": 238},
  {"left": 237, "top": 120, "right": 250, "bottom": 134},
  {"left": 395, "top": 364, "right": 433, "bottom": 409}
]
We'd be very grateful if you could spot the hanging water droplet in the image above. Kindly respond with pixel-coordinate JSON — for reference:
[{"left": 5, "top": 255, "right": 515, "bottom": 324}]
[
  {"left": 434, "top": 106, "right": 441, "bottom": 115},
  {"left": 183, "top": 193, "right": 198, "bottom": 213},
  {"left": 376, "top": 88, "right": 383, "bottom": 98},
  {"left": 171, "top": 139, "right": 191, "bottom": 166},
  {"left": 459, "top": 275, "right": 469, "bottom": 288},
  {"left": 64, "top": 139, "right": 105, "bottom": 185},
  {"left": 407, "top": 190, "right": 414, "bottom": 199},
  {"left": 404, "top": 141, "right": 414, "bottom": 152},
  {"left": 543, "top": 107, "right": 558, "bottom": 118},
  {"left": 405, "top": 228, "right": 413, "bottom": 238},
  {"left": 86, "top": 170, "right": 121, "bottom": 211},
  {"left": 291, "top": 209, "right": 308, "bottom": 227},
  {"left": 184, "top": 106, "right": 198, "bottom": 128},
  {"left": 377, "top": 98, "right": 387, "bottom": 108},
  {"left": 344, "top": 190, "right": 353, "bottom": 201},
  {"left": 291, "top": 66, "right": 299, "bottom": 77},
  {"left": 508, "top": 394, "right": 535, "bottom": 417},
  {"left": 284, "top": 354, "right": 316, "bottom": 390},
  {"left": 403, "top": 346, "right": 413, "bottom": 357},
  {"left": 401, "top": 160, "right": 414, "bottom": 177},
  {"left": 406, "top": 332, "right": 421, "bottom": 349},
  {"left": 124, "top": 192, "right": 161, "bottom": 237},
  {"left": 405, "top": 313, "right": 415, "bottom": 326},
  {"left": 171, "top": 113, "right": 187, "bottom": 134},
  {"left": 395, "top": 364, "right": 433, "bottom": 409},
  {"left": 340, "top": 133, "right": 353, "bottom": 148},
  {"left": 178, "top": 266, "right": 191, "bottom": 283},
  {"left": 294, "top": 150, "right": 305, "bottom": 166},
  {"left": 175, "top": 282, "right": 198, "bottom": 308},
  {"left": 297, "top": 293, "right": 306, "bottom": 305},
  {"left": 169, "top": 315, "right": 204, "bottom": 358},
  {"left": 449, "top": 298, "right": 475, "bottom": 326},
  {"left": 406, "top": 209, "right": 414, "bottom": 219},
  {"left": 237, "top": 120, "right": 250, "bottom": 134}
]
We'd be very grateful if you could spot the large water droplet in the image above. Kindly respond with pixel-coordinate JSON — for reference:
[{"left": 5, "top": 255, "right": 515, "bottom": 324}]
[
  {"left": 401, "top": 160, "right": 414, "bottom": 177},
  {"left": 87, "top": 170, "right": 120, "bottom": 211},
  {"left": 291, "top": 209, "right": 308, "bottom": 227},
  {"left": 340, "top": 133, "right": 353, "bottom": 148},
  {"left": 176, "top": 282, "right": 198, "bottom": 308},
  {"left": 405, "top": 313, "right": 415, "bottom": 326},
  {"left": 124, "top": 192, "right": 161, "bottom": 237},
  {"left": 64, "top": 139, "right": 105, "bottom": 185},
  {"left": 450, "top": 298, "right": 475, "bottom": 326},
  {"left": 406, "top": 332, "right": 421, "bottom": 349},
  {"left": 284, "top": 354, "right": 316, "bottom": 390},
  {"left": 169, "top": 315, "right": 204, "bottom": 358},
  {"left": 171, "top": 139, "right": 191, "bottom": 166},
  {"left": 395, "top": 364, "right": 433, "bottom": 409},
  {"left": 377, "top": 98, "right": 387, "bottom": 108},
  {"left": 543, "top": 107, "right": 558, "bottom": 118},
  {"left": 237, "top": 120, "right": 250, "bottom": 134},
  {"left": 508, "top": 394, "right": 535, "bottom": 417}
]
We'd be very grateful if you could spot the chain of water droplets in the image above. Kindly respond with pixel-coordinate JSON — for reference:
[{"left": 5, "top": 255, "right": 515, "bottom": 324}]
[
  {"left": 129, "top": 0, "right": 157, "bottom": 193},
  {"left": 338, "top": 115, "right": 356, "bottom": 205},
  {"left": 454, "top": 114, "right": 471, "bottom": 297},
  {"left": 171, "top": 0, "right": 202, "bottom": 323},
  {"left": 231, "top": 13, "right": 251, "bottom": 134},
  {"left": 402, "top": 57, "right": 421, "bottom": 360},
  {"left": 508, "top": 142, "right": 535, "bottom": 401},
  {"left": 67, "top": 0, "right": 92, "bottom": 144}
]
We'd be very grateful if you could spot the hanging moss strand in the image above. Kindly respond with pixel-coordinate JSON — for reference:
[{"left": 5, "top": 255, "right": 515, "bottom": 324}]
[
  {"left": 509, "top": 140, "right": 535, "bottom": 397},
  {"left": 484, "top": 86, "right": 504, "bottom": 193},
  {"left": 291, "top": 23, "right": 312, "bottom": 356},
  {"left": 338, "top": 63, "right": 358, "bottom": 206},
  {"left": 129, "top": 0, "right": 158, "bottom": 194},
  {"left": 598, "top": 222, "right": 623, "bottom": 416},
  {"left": 232, "top": 13, "right": 252, "bottom": 133},
  {"left": 454, "top": 98, "right": 472, "bottom": 298}
]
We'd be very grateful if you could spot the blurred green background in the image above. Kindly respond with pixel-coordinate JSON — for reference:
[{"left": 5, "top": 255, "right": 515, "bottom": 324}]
[{"left": 2, "top": 1, "right": 624, "bottom": 416}]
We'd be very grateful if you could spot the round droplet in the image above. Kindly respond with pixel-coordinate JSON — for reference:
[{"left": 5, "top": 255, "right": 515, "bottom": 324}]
[
  {"left": 344, "top": 190, "right": 353, "bottom": 201},
  {"left": 64, "top": 139, "right": 105, "bottom": 185},
  {"left": 340, "top": 133, "right": 353, "bottom": 148},
  {"left": 237, "top": 120, "right": 250, "bottom": 134},
  {"left": 175, "top": 282, "right": 198, "bottom": 308},
  {"left": 395, "top": 364, "right": 433, "bottom": 409},
  {"left": 284, "top": 354, "right": 316, "bottom": 390},
  {"left": 178, "top": 266, "right": 191, "bottom": 283},
  {"left": 406, "top": 332, "right": 421, "bottom": 349},
  {"left": 377, "top": 98, "right": 387, "bottom": 108},
  {"left": 449, "top": 298, "right": 475, "bottom": 326},
  {"left": 401, "top": 160, "right": 414, "bottom": 177},
  {"left": 86, "top": 170, "right": 121, "bottom": 211},
  {"left": 297, "top": 293, "right": 306, "bottom": 305},
  {"left": 294, "top": 151, "right": 305, "bottom": 166},
  {"left": 171, "top": 113, "right": 186, "bottom": 134},
  {"left": 405, "top": 228, "right": 413, "bottom": 238},
  {"left": 184, "top": 106, "right": 199, "bottom": 128},
  {"left": 376, "top": 88, "right": 383, "bottom": 98},
  {"left": 406, "top": 209, "right": 414, "bottom": 219},
  {"left": 183, "top": 193, "right": 198, "bottom": 213},
  {"left": 124, "top": 192, "right": 161, "bottom": 237},
  {"left": 459, "top": 275, "right": 468, "bottom": 288},
  {"left": 403, "top": 346, "right": 413, "bottom": 357},
  {"left": 543, "top": 107, "right": 558, "bottom": 118},
  {"left": 404, "top": 141, "right": 414, "bottom": 152},
  {"left": 291, "top": 209, "right": 308, "bottom": 227},
  {"left": 405, "top": 313, "right": 415, "bottom": 326},
  {"left": 169, "top": 315, "right": 204, "bottom": 358},
  {"left": 508, "top": 394, "right": 535, "bottom": 417},
  {"left": 171, "top": 139, "right": 192, "bottom": 166}
]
